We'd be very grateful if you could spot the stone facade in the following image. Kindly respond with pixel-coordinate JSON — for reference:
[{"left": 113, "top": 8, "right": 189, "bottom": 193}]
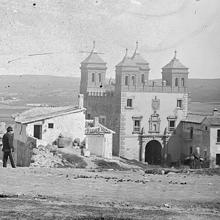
[
  {"left": 80, "top": 42, "right": 189, "bottom": 164},
  {"left": 169, "top": 110, "right": 220, "bottom": 167}
]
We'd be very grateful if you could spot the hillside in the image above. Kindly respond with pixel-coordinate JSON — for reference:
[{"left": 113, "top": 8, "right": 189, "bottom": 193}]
[
  {"left": 188, "top": 78, "right": 220, "bottom": 102},
  {"left": 0, "top": 75, "right": 219, "bottom": 115},
  {"left": 0, "top": 75, "right": 80, "bottom": 106}
]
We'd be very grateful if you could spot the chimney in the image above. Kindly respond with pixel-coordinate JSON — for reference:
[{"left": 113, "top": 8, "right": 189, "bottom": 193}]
[
  {"left": 213, "top": 108, "right": 218, "bottom": 116},
  {"left": 78, "top": 94, "right": 84, "bottom": 109},
  {"left": 94, "top": 117, "right": 99, "bottom": 127}
]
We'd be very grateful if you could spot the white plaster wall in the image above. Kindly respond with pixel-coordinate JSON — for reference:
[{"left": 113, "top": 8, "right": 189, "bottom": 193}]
[
  {"left": 86, "top": 134, "right": 113, "bottom": 159},
  {"left": 104, "top": 134, "right": 113, "bottom": 159},
  {"left": 87, "top": 135, "right": 104, "bottom": 157},
  {"left": 210, "top": 127, "right": 220, "bottom": 167},
  {"left": 26, "top": 111, "right": 85, "bottom": 145}
]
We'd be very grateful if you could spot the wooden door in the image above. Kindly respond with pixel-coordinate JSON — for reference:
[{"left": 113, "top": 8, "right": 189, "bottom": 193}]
[{"left": 34, "top": 125, "right": 42, "bottom": 139}]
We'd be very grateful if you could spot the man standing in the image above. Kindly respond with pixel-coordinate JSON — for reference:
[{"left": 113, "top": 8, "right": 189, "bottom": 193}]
[{"left": 2, "top": 126, "right": 16, "bottom": 168}]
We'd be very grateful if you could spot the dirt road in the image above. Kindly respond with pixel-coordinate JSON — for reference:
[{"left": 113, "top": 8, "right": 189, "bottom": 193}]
[{"left": 0, "top": 167, "right": 219, "bottom": 219}]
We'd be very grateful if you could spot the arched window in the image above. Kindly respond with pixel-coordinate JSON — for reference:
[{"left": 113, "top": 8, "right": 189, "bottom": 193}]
[
  {"left": 92, "top": 73, "right": 95, "bottom": 82},
  {"left": 175, "top": 78, "right": 178, "bottom": 87},
  {"left": 190, "top": 127, "right": 193, "bottom": 139},
  {"left": 141, "top": 74, "right": 145, "bottom": 84},
  {"left": 131, "top": 76, "right": 135, "bottom": 86},
  {"left": 125, "top": 76, "right": 129, "bottom": 85},
  {"left": 181, "top": 78, "right": 185, "bottom": 87}
]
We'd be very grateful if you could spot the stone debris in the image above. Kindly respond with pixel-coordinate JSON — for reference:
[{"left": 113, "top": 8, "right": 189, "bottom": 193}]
[
  {"left": 71, "top": 174, "right": 149, "bottom": 184},
  {"left": 164, "top": 203, "right": 171, "bottom": 208},
  {"left": 30, "top": 144, "right": 64, "bottom": 168}
]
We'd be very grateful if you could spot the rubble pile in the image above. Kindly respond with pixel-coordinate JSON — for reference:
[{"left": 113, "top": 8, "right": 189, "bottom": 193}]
[{"left": 30, "top": 144, "right": 64, "bottom": 168}]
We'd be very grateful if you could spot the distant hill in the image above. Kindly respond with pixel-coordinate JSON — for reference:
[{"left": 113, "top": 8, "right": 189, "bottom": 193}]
[
  {"left": 188, "top": 78, "right": 220, "bottom": 103},
  {"left": 0, "top": 75, "right": 219, "bottom": 107},
  {"left": 150, "top": 78, "right": 220, "bottom": 103},
  {"left": 0, "top": 75, "right": 80, "bottom": 106}
]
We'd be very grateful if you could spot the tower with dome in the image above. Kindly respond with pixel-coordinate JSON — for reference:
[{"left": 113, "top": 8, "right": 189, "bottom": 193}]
[{"left": 80, "top": 42, "right": 189, "bottom": 164}]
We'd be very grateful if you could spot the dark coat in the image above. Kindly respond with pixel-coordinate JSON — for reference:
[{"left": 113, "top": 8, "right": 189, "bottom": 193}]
[{"left": 2, "top": 132, "right": 14, "bottom": 152}]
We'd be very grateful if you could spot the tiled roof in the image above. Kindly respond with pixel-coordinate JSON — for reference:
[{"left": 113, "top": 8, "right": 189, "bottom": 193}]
[
  {"left": 15, "top": 106, "right": 85, "bottom": 124},
  {"left": 182, "top": 112, "right": 220, "bottom": 126},
  {"left": 85, "top": 120, "right": 115, "bottom": 135},
  {"left": 162, "top": 57, "right": 188, "bottom": 69},
  {"left": 81, "top": 52, "right": 106, "bottom": 64},
  {"left": 131, "top": 53, "right": 148, "bottom": 64},
  {"left": 116, "top": 56, "right": 138, "bottom": 67},
  {"left": 116, "top": 48, "right": 138, "bottom": 67},
  {"left": 206, "top": 116, "right": 220, "bottom": 126},
  {"left": 182, "top": 113, "right": 206, "bottom": 124}
]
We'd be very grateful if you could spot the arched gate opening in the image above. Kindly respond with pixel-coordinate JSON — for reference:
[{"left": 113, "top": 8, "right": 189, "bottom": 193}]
[{"left": 145, "top": 140, "right": 162, "bottom": 165}]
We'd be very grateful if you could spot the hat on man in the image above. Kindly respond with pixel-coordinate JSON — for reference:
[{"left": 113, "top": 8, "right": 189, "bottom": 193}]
[{"left": 7, "top": 126, "right": 13, "bottom": 132}]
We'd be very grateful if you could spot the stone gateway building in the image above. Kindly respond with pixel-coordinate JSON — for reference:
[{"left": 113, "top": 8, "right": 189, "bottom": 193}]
[{"left": 80, "top": 42, "right": 189, "bottom": 165}]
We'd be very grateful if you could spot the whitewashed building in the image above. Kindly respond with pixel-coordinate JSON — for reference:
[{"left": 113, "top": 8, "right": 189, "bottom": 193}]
[
  {"left": 85, "top": 117, "right": 114, "bottom": 159},
  {"left": 14, "top": 95, "right": 86, "bottom": 166}
]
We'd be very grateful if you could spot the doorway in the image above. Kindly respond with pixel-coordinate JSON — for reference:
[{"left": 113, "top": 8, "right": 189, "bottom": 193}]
[
  {"left": 34, "top": 125, "right": 42, "bottom": 139},
  {"left": 145, "top": 140, "right": 162, "bottom": 165}
]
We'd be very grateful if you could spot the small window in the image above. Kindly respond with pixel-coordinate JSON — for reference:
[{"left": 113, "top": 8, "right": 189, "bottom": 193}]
[
  {"left": 181, "top": 78, "right": 185, "bottom": 87},
  {"left": 99, "top": 73, "right": 102, "bottom": 82},
  {"left": 131, "top": 76, "right": 135, "bottom": 86},
  {"left": 175, "top": 78, "right": 178, "bottom": 87},
  {"left": 169, "top": 120, "right": 175, "bottom": 131},
  {"left": 217, "top": 130, "right": 220, "bottom": 142},
  {"left": 133, "top": 120, "right": 141, "bottom": 133},
  {"left": 205, "top": 126, "right": 208, "bottom": 131},
  {"left": 141, "top": 74, "right": 145, "bottom": 84},
  {"left": 48, "top": 123, "right": 54, "bottom": 129},
  {"left": 177, "top": 99, "right": 182, "bottom": 108},
  {"left": 87, "top": 113, "right": 91, "bottom": 119},
  {"left": 190, "top": 127, "right": 193, "bottom": 139},
  {"left": 189, "top": 146, "right": 193, "bottom": 155},
  {"left": 216, "top": 154, "right": 220, "bottom": 165},
  {"left": 92, "top": 73, "right": 95, "bottom": 82},
  {"left": 127, "top": 99, "right": 132, "bottom": 108},
  {"left": 125, "top": 76, "right": 129, "bottom": 85}
]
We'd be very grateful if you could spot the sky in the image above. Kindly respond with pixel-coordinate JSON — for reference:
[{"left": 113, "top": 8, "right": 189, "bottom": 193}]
[{"left": 0, "top": 0, "right": 220, "bottom": 79}]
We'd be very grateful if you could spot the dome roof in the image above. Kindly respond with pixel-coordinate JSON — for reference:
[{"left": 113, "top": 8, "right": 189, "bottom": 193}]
[
  {"left": 81, "top": 52, "right": 106, "bottom": 64},
  {"left": 116, "top": 48, "right": 138, "bottom": 67},
  {"left": 131, "top": 41, "right": 148, "bottom": 64},
  {"left": 162, "top": 51, "right": 188, "bottom": 69},
  {"left": 132, "top": 53, "right": 148, "bottom": 64},
  {"left": 81, "top": 41, "right": 106, "bottom": 64}
]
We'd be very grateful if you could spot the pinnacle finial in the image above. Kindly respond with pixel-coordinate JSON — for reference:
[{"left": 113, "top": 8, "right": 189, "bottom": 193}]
[
  {"left": 92, "top": 40, "right": 96, "bottom": 52},
  {"left": 174, "top": 50, "right": 177, "bottom": 59},
  {"left": 135, "top": 41, "right": 138, "bottom": 52},
  {"left": 125, "top": 48, "right": 128, "bottom": 57}
]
